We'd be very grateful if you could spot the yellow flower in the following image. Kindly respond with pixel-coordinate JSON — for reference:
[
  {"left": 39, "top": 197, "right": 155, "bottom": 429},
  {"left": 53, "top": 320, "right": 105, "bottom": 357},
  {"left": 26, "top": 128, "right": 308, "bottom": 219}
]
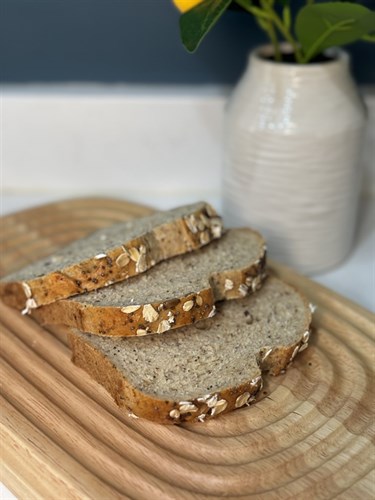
[{"left": 172, "top": 0, "right": 204, "bottom": 13}]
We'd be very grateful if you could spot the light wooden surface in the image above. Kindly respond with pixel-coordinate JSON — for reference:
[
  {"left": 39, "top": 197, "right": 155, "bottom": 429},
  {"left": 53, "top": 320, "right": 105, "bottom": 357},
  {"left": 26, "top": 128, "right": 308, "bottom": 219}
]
[{"left": 1, "top": 197, "right": 374, "bottom": 499}]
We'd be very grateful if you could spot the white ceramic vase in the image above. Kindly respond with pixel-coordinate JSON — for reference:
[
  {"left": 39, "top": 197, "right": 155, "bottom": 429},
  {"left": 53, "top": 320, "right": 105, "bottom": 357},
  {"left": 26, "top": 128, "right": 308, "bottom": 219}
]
[{"left": 223, "top": 45, "right": 366, "bottom": 274}]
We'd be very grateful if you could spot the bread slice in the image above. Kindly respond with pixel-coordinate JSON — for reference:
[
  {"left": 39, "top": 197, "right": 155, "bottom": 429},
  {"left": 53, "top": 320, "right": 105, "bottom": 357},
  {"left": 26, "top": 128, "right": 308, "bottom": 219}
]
[
  {"left": 68, "top": 276, "right": 312, "bottom": 424},
  {"left": 0, "top": 202, "right": 222, "bottom": 312},
  {"left": 33, "top": 228, "right": 267, "bottom": 336}
]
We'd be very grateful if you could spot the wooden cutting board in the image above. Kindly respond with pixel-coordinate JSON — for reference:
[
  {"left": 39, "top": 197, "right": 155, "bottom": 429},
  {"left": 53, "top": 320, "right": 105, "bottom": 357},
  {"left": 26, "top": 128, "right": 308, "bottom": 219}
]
[{"left": 1, "top": 197, "right": 374, "bottom": 499}]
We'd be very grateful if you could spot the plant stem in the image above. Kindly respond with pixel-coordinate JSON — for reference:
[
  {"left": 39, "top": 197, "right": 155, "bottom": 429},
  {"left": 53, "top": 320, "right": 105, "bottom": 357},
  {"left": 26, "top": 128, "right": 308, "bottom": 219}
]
[
  {"left": 261, "top": 2, "right": 304, "bottom": 63},
  {"left": 267, "top": 21, "right": 282, "bottom": 61},
  {"left": 234, "top": 0, "right": 268, "bottom": 19},
  {"left": 235, "top": 0, "right": 303, "bottom": 63},
  {"left": 282, "top": 5, "right": 291, "bottom": 31},
  {"left": 235, "top": 0, "right": 281, "bottom": 61}
]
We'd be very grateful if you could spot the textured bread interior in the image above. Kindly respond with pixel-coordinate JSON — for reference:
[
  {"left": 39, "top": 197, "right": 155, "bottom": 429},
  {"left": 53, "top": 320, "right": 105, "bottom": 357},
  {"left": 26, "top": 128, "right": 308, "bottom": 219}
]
[
  {"left": 2, "top": 202, "right": 207, "bottom": 282},
  {"left": 70, "top": 228, "right": 263, "bottom": 306},
  {"left": 75, "top": 277, "right": 307, "bottom": 400}
]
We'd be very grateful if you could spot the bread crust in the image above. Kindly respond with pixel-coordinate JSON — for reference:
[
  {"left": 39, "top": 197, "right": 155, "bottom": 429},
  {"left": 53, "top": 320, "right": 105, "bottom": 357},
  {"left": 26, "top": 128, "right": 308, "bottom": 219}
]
[
  {"left": 33, "top": 238, "right": 267, "bottom": 337},
  {"left": 68, "top": 321, "right": 311, "bottom": 425},
  {"left": 0, "top": 203, "right": 222, "bottom": 311}
]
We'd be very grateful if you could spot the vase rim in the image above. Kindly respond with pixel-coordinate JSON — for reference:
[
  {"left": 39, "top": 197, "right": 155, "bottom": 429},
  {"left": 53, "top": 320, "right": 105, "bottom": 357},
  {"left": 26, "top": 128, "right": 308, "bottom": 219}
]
[{"left": 251, "top": 43, "right": 349, "bottom": 69}]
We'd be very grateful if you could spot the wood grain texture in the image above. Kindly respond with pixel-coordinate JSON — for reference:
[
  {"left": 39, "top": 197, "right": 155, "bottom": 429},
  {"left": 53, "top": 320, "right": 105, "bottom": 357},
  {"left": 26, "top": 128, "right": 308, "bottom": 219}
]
[{"left": 1, "top": 197, "right": 374, "bottom": 499}]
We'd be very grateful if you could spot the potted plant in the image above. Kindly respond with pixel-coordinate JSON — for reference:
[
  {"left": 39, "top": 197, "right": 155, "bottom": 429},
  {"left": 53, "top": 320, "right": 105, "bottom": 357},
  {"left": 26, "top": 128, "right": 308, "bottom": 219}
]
[{"left": 173, "top": 0, "right": 375, "bottom": 274}]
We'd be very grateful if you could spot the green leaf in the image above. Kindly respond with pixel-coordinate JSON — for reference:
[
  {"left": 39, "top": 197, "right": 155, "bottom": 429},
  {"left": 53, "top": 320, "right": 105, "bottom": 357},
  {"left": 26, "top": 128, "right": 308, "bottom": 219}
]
[
  {"left": 180, "top": 0, "right": 232, "bottom": 53},
  {"left": 362, "top": 33, "right": 375, "bottom": 42},
  {"left": 296, "top": 2, "right": 375, "bottom": 61}
]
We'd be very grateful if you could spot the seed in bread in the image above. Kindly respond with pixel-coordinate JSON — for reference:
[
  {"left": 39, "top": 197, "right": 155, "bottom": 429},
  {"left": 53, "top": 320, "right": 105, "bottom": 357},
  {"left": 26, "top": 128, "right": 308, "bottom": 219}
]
[
  {"left": 33, "top": 228, "right": 267, "bottom": 336},
  {"left": 0, "top": 202, "right": 222, "bottom": 310},
  {"left": 68, "top": 276, "right": 312, "bottom": 424}
]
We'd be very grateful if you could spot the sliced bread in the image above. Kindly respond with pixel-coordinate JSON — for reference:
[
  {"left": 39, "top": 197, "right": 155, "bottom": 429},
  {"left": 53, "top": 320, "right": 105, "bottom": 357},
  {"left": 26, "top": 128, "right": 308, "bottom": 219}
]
[
  {"left": 68, "top": 276, "right": 312, "bottom": 424},
  {"left": 0, "top": 202, "right": 222, "bottom": 312},
  {"left": 33, "top": 228, "right": 267, "bottom": 336}
]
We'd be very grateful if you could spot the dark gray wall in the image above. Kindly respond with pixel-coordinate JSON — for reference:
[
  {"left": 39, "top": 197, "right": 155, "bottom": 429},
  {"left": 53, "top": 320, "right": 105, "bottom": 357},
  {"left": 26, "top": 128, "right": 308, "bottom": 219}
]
[{"left": 1, "top": 0, "right": 374, "bottom": 84}]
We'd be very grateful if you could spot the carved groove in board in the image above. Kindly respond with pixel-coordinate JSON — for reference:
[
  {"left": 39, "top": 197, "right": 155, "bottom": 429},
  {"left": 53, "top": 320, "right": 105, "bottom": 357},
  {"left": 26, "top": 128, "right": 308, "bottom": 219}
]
[
  {"left": 1, "top": 198, "right": 374, "bottom": 499},
  {"left": 0, "top": 396, "right": 120, "bottom": 499}
]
